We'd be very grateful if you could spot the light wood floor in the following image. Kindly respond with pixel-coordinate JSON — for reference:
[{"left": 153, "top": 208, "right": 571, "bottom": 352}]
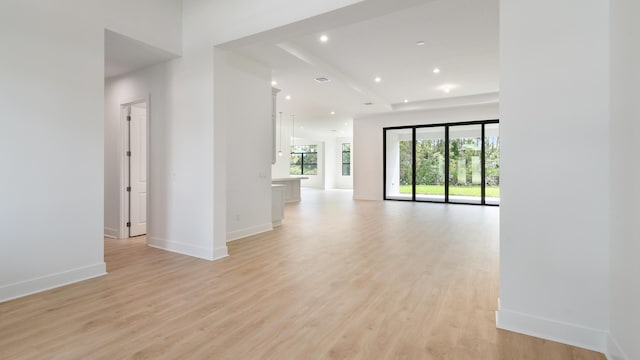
[{"left": 0, "top": 190, "right": 604, "bottom": 359}]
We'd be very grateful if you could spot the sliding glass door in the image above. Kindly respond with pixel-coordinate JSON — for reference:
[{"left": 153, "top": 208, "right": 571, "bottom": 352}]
[
  {"left": 384, "top": 128, "right": 413, "bottom": 200},
  {"left": 384, "top": 120, "right": 499, "bottom": 206},
  {"left": 415, "top": 127, "right": 446, "bottom": 202},
  {"left": 448, "top": 124, "right": 482, "bottom": 204},
  {"left": 484, "top": 123, "right": 500, "bottom": 205}
]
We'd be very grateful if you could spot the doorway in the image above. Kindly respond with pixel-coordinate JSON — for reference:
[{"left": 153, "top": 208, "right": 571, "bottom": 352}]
[{"left": 122, "top": 101, "right": 148, "bottom": 238}]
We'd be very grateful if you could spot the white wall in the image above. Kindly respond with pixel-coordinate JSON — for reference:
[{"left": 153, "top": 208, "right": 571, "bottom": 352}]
[
  {"left": 609, "top": 0, "right": 640, "bottom": 359},
  {"left": 103, "top": 0, "right": 182, "bottom": 55},
  {"left": 216, "top": 50, "right": 273, "bottom": 241},
  {"left": 324, "top": 137, "right": 338, "bottom": 189},
  {"left": 497, "top": 0, "right": 610, "bottom": 353},
  {"left": 272, "top": 114, "right": 293, "bottom": 178},
  {"left": 384, "top": 131, "right": 403, "bottom": 196},
  {"left": 353, "top": 104, "right": 499, "bottom": 200},
  {"left": 0, "top": 0, "right": 182, "bottom": 302}
]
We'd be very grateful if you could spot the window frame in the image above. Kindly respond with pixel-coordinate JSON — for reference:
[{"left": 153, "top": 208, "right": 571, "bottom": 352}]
[
  {"left": 341, "top": 143, "right": 351, "bottom": 176},
  {"left": 290, "top": 145, "right": 318, "bottom": 175}
]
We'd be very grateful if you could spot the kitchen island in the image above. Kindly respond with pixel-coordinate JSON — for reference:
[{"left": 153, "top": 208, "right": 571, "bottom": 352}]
[{"left": 271, "top": 177, "right": 308, "bottom": 203}]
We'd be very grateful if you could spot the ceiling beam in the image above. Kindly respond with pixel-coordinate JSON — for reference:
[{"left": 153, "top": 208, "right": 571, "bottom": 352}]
[
  {"left": 392, "top": 92, "right": 500, "bottom": 112},
  {"left": 277, "top": 41, "right": 392, "bottom": 110},
  {"left": 217, "top": 0, "right": 432, "bottom": 50}
]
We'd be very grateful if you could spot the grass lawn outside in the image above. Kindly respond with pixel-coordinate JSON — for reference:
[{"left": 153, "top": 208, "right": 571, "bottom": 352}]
[{"left": 399, "top": 185, "right": 500, "bottom": 198}]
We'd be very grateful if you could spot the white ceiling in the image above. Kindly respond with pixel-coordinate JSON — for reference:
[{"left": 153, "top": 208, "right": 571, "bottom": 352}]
[
  {"left": 233, "top": 0, "right": 499, "bottom": 139},
  {"left": 105, "top": 30, "right": 178, "bottom": 79}
]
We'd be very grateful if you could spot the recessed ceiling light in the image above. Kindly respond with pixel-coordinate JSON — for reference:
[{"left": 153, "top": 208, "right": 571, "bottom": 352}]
[
  {"left": 285, "top": 95, "right": 291, "bottom": 100},
  {"left": 314, "top": 77, "right": 330, "bottom": 83},
  {"left": 433, "top": 68, "right": 441, "bottom": 74},
  {"left": 331, "top": 111, "right": 335, "bottom": 115},
  {"left": 363, "top": 102, "right": 374, "bottom": 105},
  {"left": 320, "top": 34, "right": 329, "bottom": 43},
  {"left": 404, "top": 99, "right": 409, "bottom": 103},
  {"left": 416, "top": 41, "right": 425, "bottom": 46},
  {"left": 271, "top": 80, "right": 277, "bottom": 86},
  {"left": 374, "top": 77, "right": 382, "bottom": 83},
  {"left": 438, "top": 83, "right": 457, "bottom": 93}
]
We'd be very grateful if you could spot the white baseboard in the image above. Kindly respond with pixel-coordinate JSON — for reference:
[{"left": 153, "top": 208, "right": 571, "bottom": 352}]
[
  {"left": 606, "top": 333, "right": 629, "bottom": 360},
  {"left": 0, "top": 263, "right": 107, "bottom": 303},
  {"left": 104, "top": 227, "right": 118, "bottom": 239},
  {"left": 213, "top": 246, "right": 229, "bottom": 260},
  {"left": 148, "top": 236, "right": 227, "bottom": 261},
  {"left": 227, "top": 223, "right": 273, "bottom": 242},
  {"left": 496, "top": 308, "right": 607, "bottom": 354}
]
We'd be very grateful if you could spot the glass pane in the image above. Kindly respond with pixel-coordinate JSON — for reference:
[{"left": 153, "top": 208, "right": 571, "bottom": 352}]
[
  {"left": 303, "top": 164, "right": 317, "bottom": 175},
  {"left": 290, "top": 153, "right": 301, "bottom": 165},
  {"left": 415, "top": 127, "right": 445, "bottom": 202},
  {"left": 342, "top": 152, "right": 350, "bottom": 163},
  {"left": 485, "top": 123, "right": 500, "bottom": 205},
  {"left": 342, "top": 164, "right": 350, "bottom": 176},
  {"left": 291, "top": 145, "right": 317, "bottom": 153},
  {"left": 385, "top": 128, "right": 413, "bottom": 200},
  {"left": 449, "top": 125, "right": 482, "bottom": 204},
  {"left": 342, "top": 143, "right": 351, "bottom": 152},
  {"left": 305, "top": 153, "right": 318, "bottom": 164},
  {"left": 290, "top": 165, "right": 301, "bottom": 175}
]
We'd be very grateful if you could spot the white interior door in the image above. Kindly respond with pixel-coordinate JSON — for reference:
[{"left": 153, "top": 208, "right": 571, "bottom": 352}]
[{"left": 128, "top": 103, "right": 147, "bottom": 237}]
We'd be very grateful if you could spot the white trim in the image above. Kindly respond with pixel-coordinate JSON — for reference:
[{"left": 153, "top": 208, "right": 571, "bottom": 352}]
[
  {"left": 226, "top": 223, "right": 273, "bottom": 242},
  {"left": 213, "top": 246, "right": 229, "bottom": 260},
  {"left": 119, "top": 103, "right": 128, "bottom": 238},
  {"left": 496, "top": 308, "right": 607, "bottom": 353},
  {"left": 104, "top": 227, "right": 118, "bottom": 238},
  {"left": 0, "top": 263, "right": 107, "bottom": 303},
  {"left": 606, "top": 333, "right": 629, "bottom": 360},
  {"left": 148, "top": 236, "right": 227, "bottom": 261},
  {"left": 118, "top": 96, "right": 150, "bottom": 239}
]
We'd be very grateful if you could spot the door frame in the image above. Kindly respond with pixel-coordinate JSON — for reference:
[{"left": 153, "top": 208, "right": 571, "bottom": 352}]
[{"left": 118, "top": 95, "right": 150, "bottom": 239}]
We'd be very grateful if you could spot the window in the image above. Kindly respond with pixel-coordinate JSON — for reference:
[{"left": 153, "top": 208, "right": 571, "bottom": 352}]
[
  {"left": 384, "top": 120, "right": 499, "bottom": 205},
  {"left": 342, "top": 143, "right": 351, "bottom": 176},
  {"left": 290, "top": 145, "right": 317, "bottom": 175}
]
